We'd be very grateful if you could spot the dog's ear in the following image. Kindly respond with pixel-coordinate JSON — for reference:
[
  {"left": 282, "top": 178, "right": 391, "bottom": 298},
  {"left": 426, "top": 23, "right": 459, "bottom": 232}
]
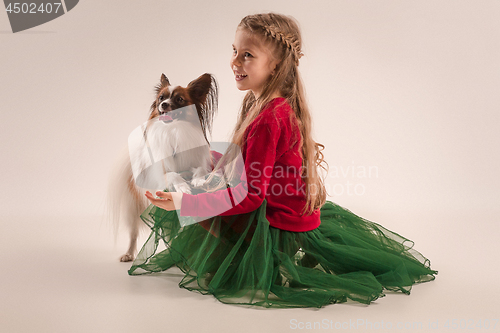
[
  {"left": 148, "top": 100, "right": 159, "bottom": 120},
  {"left": 187, "top": 73, "right": 212, "bottom": 102},
  {"left": 161, "top": 73, "right": 170, "bottom": 87},
  {"left": 187, "top": 74, "right": 218, "bottom": 144},
  {"left": 160, "top": 73, "right": 170, "bottom": 86},
  {"left": 154, "top": 74, "right": 170, "bottom": 95}
]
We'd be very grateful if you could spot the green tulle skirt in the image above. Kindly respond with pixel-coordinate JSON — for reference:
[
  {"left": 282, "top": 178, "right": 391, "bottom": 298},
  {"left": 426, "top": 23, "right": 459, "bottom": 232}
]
[{"left": 129, "top": 197, "right": 437, "bottom": 308}]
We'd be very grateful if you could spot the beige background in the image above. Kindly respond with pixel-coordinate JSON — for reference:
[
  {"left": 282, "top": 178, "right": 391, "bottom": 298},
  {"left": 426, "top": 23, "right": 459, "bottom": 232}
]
[{"left": 1, "top": 1, "right": 499, "bottom": 332}]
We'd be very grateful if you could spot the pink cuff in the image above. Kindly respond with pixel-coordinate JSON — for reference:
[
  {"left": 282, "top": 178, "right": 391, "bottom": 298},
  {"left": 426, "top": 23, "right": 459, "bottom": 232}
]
[{"left": 180, "top": 193, "right": 198, "bottom": 216}]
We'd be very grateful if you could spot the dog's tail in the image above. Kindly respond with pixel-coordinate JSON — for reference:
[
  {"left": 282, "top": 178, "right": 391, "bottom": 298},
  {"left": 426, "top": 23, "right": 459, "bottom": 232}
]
[{"left": 106, "top": 146, "right": 148, "bottom": 242}]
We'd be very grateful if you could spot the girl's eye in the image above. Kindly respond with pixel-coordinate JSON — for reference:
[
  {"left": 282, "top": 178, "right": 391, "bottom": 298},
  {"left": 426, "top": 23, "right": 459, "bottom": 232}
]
[{"left": 244, "top": 52, "right": 252, "bottom": 57}]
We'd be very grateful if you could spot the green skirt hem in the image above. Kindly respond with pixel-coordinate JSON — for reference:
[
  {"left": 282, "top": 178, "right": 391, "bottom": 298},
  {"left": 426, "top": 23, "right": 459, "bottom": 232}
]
[{"left": 129, "top": 197, "right": 437, "bottom": 308}]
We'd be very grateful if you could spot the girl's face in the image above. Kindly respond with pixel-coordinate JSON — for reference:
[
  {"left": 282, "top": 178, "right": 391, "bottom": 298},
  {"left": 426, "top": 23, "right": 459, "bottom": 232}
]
[{"left": 230, "top": 29, "right": 279, "bottom": 99}]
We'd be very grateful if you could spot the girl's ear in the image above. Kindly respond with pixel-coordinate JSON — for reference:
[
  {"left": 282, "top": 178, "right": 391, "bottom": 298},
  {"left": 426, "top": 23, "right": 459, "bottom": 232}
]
[{"left": 271, "top": 61, "right": 280, "bottom": 75}]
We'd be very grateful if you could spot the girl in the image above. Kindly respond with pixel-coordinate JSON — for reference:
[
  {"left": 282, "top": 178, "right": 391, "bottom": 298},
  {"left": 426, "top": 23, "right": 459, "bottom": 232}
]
[{"left": 133, "top": 12, "right": 437, "bottom": 308}]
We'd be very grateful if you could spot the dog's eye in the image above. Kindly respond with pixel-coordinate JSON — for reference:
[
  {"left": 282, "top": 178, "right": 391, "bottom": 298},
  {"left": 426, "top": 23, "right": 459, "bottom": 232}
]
[
  {"left": 177, "top": 97, "right": 184, "bottom": 103},
  {"left": 158, "top": 95, "right": 164, "bottom": 101}
]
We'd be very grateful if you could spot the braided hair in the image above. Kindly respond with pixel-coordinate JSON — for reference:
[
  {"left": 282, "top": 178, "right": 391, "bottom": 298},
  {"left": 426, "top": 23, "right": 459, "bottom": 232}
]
[{"left": 261, "top": 24, "right": 304, "bottom": 66}]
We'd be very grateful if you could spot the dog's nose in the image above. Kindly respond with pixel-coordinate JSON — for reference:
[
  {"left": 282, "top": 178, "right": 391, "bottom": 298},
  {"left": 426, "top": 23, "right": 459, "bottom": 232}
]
[{"left": 160, "top": 102, "right": 172, "bottom": 112}]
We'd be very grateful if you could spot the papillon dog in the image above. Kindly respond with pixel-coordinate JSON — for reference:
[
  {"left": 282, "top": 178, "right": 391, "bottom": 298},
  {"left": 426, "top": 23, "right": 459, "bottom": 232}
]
[{"left": 108, "top": 73, "right": 218, "bottom": 262}]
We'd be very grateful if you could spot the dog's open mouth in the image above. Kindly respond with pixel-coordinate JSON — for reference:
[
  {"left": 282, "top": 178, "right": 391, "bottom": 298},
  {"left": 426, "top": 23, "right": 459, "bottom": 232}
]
[
  {"left": 159, "top": 108, "right": 186, "bottom": 123},
  {"left": 159, "top": 113, "right": 173, "bottom": 122}
]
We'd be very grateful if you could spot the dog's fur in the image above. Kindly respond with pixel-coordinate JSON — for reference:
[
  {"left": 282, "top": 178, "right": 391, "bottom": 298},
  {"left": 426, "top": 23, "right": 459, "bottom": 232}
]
[{"left": 108, "top": 73, "right": 218, "bottom": 262}]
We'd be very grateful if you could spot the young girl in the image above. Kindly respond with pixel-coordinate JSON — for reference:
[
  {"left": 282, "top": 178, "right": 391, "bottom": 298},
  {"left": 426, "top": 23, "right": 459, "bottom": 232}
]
[{"left": 133, "top": 12, "right": 437, "bottom": 308}]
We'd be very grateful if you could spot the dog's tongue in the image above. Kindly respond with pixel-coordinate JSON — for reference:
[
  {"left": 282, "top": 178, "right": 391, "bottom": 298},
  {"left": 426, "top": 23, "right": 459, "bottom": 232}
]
[{"left": 159, "top": 114, "right": 173, "bottom": 122}]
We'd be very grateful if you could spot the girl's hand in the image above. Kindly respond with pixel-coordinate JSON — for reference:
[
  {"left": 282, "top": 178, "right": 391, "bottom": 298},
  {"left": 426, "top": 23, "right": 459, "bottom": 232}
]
[{"left": 145, "top": 191, "right": 183, "bottom": 211}]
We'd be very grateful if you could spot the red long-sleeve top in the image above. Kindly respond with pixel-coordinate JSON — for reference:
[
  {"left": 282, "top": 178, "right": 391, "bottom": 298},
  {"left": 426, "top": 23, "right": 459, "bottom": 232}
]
[{"left": 180, "top": 97, "right": 321, "bottom": 232}]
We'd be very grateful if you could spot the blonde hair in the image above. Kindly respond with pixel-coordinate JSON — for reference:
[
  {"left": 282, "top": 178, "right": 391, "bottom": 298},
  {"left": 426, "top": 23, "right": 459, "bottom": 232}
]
[{"left": 205, "top": 13, "right": 329, "bottom": 215}]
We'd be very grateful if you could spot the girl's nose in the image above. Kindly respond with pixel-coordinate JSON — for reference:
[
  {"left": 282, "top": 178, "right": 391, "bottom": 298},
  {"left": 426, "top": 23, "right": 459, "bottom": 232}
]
[{"left": 231, "top": 54, "right": 241, "bottom": 67}]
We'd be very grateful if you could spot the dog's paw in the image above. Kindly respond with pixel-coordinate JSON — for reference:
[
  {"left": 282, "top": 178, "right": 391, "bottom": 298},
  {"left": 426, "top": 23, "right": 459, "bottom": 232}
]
[
  {"left": 174, "top": 182, "right": 192, "bottom": 194},
  {"left": 191, "top": 177, "right": 207, "bottom": 188},
  {"left": 120, "top": 254, "right": 134, "bottom": 262}
]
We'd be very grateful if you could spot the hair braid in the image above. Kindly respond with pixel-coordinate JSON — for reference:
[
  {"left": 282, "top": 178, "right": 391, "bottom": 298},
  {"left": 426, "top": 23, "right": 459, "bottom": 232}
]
[{"left": 261, "top": 25, "right": 303, "bottom": 66}]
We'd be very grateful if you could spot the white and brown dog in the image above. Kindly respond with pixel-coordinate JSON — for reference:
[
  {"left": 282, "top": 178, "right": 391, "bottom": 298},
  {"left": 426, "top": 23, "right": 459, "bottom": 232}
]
[{"left": 108, "top": 73, "right": 218, "bottom": 262}]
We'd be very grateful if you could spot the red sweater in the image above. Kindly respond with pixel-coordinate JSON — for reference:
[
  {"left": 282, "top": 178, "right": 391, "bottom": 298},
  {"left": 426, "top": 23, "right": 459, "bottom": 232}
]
[{"left": 180, "top": 97, "right": 321, "bottom": 232}]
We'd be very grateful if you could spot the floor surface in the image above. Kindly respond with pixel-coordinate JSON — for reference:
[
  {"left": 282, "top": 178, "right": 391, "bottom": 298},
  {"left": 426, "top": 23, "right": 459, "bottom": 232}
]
[{"left": 1, "top": 211, "right": 498, "bottom": 333}]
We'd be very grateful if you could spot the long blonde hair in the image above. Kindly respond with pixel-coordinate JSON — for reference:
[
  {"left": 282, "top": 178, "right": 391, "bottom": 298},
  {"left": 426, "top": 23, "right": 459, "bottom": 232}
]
[{"left": 205, "top": 13, "right": 329, "bottom": 215}]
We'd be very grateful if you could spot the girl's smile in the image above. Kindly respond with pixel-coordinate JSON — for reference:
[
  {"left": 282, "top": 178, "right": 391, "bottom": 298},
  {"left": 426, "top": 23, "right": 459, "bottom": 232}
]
[{"left": 234, "top": 71, "right": 247, "bottom": 81}]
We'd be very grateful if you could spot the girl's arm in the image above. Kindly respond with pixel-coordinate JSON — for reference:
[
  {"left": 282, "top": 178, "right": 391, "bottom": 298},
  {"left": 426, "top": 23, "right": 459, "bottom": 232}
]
[
  {"left": 180, "top": 118, "right": 282, "bottom": 217},
  {"left": 144, "top": 150, "right": 227, "bottom": 211},
  {"left": 145, "top": 190, "right": 182, "bottom": 210}
]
